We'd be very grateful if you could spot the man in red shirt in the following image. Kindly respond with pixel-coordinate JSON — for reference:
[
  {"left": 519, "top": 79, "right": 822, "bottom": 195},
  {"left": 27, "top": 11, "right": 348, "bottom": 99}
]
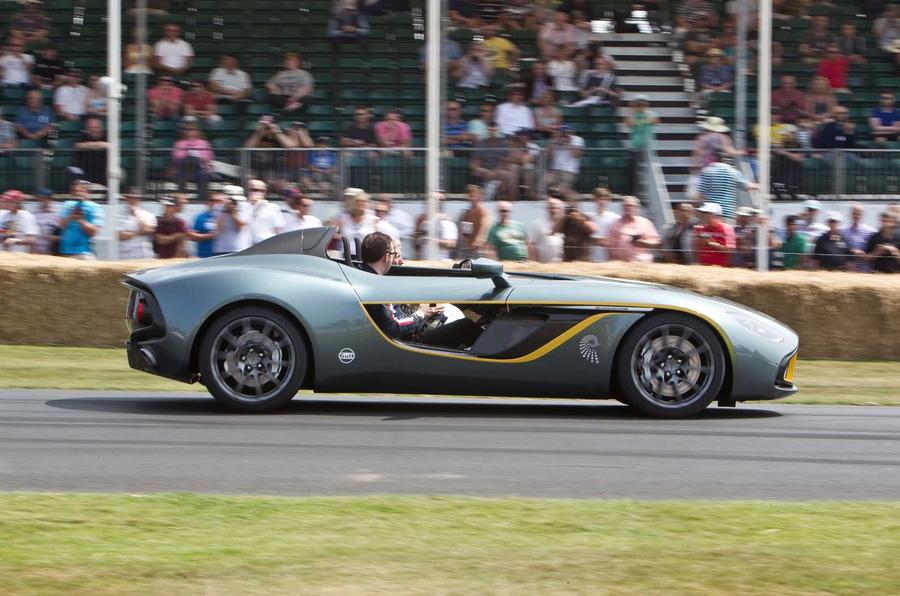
[
  {"left": 153, "top": 197, "right": 187, "bottom": 259},
  {"left": 817, "top": 45, "right": 850, "bottom": 93},
  {"left": 183, "top": 79, "right": 221, "bottom": 126},
  {"left": 694, "top": 202, "right": 735, "bottom": 267},
  {"left": 148, "top": 75, "right": 184, "bottom": 120},
  {"left": 771, "top": 75, "right": 806, "bottom": 124}
]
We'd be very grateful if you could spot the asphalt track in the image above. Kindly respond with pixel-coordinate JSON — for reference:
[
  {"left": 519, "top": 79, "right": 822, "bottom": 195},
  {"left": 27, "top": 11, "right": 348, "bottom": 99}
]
[{"left": 1, "top": 390, "right": 899, "bottom": 499}]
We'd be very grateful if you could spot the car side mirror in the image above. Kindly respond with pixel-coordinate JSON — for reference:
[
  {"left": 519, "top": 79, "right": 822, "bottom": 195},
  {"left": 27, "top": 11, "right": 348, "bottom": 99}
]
[{"left": 471, "top": 258, "right": 510, "bottom": 289}]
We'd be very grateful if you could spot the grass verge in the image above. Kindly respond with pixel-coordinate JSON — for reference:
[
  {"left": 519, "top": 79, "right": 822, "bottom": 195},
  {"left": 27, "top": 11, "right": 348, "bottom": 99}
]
[
  {"left": 0, "top": 345, "right": 898, "bottom": 405},
  {"left": 1, "top": 494, "right": 898, "bottom": 595}
]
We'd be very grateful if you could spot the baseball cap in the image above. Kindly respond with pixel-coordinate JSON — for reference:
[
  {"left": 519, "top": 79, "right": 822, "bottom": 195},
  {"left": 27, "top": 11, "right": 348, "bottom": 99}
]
[
  {"left": 36, "top": 187, "right": 53, "bottom": 197},
  {"left": 3, "top": 189, "right": 25, "bottom": 202},
  {"left": 159, "top": 196, "right": 176, "bottom": 207},
  {"left": 803, "top": 199, "right": 822, "bottom": 211},
  {"left": 698, "top": 202, "right": 723, "bottom": 215},
  {"left": 825, "top": 211, "right": 843, "bottom": 223},
  {"left": 736, "top": 206, "right": 755, "bottom": 217}
]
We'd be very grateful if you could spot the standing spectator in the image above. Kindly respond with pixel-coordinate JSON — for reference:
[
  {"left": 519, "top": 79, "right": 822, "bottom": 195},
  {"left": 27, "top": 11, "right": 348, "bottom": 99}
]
[
  {"left": 865, "top": 210, "right": 900, "bottom": 273},
  {"left": 539, "top": 12, "right": 577, "bottom": 58},
  {"left": 244, "top": 115, "right": 297, "bottom": 182},
  {"left": 53, "top": 69, "right": 89, "bottom": 121},
  {"left": 800, "top": 199, "right": 829, "bottom": 243},
  {"left": 528, "top": 196, "right": 564, "bottom": 263},
  {"left": 843, "top": 202, "right": 877, "bottom": 272},
  {"left": 9, "top": 0, "right": 49, "bottom": 46},
  {"left": 372, "top": 201, "right": 400, "bottom": 243},
  {"left": 281, "top": 190, "right": 322, "bottom": 232},
  {"left": 183, "top": 80, "right": 221, "bottom": 127},
  {"left": 661, "top": 202, "right": 695, "bottom": 264},
  {"left": 470, "top": 123, "right": 519, "bottom": 201},
  {"left": 732, "top": 207, "right": 758, "bottom": 268},
  {"left": 246, "top": 179, "right": 285, "bottom": 244},
  {"left": 817, "top": 45, "right": 850, "bottom": 93},
  {"left": 213, "top": 185, "right": 252, "bottom": 254},
  {"left": 85, "top": 74, "right": 108, "bottom": 118},
  {"left": 626, "top": 94, "right": 659, "bottom": 152},
  {"left": 816, "top": 105, "right": 856, "bottom": 150},
  {"left": 0, "top": 190, "right": 38, "bottom": 253},
  {"left": 547, "top": 125, "right": 584, "bottom": 192},
  {"left": 591, "top": 187, "right": 621, "bottom": 262},
  {"left": 608, "top": 196, "right": 660, "bottom": 263},
  {"left": 481, "top": 24, "right": 520, "bottom": 80},
  {"left": 302, "top": 136, "right": 338, "bottom": 195},
  {"left": 1, "top": 40, "right": 34, "bottom": 88},
  {"left": 771, "top": 75, "right": 807, "bottom": 124},
  {"left": 148, "top": 75, "right": 184, "bottom": 120},
  {"left": 31, "top": 188, "right": 58, "bottom": 255},
  {"left": 494, "top": 87, "right": 534, "bottom": 138},
  {"left": 800, "top": 15, "right": 832, "bottom": 64},
  {"left": 778, "top": 214, "right": 808, "bottom": 270},
  {"left": 873, "top": 4, "right": 900, "bottom": 72},
  {"left": 153, "top": 197, "right": 187, "bottom": 259},
  {"left": 487, "top": 201, "right": 528, "bottom": 262},
  {"left": 118, "top": 190, "right": 156, "bottom": 260},
  {"left": 691, "top": 117, "right": 741, "bottom": 177},
  {"left": 553, "top": 193, "right": 595, "bottom": 261},
  {"left": 697, "top": 151, "right": 758, "bottom": 221},
  {"left": 340, "top": 105, "right": 378, "bottom": 150},
  {"left": 208, "top": 54, "right": 252, "bottom": 104},
  {"left": 546, "top": 46, "right": 580, "bottom": 92},
  {"left": 328, "top": 1, "right": 370, "bottom": 53},
  {"left": 374, "top": 109, "right": 413, "bottom": 157},
  {"left": 455, "top": 42, "right": 493, "bottom": 89},
  {"left": 334, "top": 188, "right": 376, "bottom": 252},
  {"left": 73, "top": 117, "right": 109, "bottom": 185},
  {"left": 533, "top": 91, "right": 562, "bottom": 138},
  {"left": 266, "top": 53, "right": 313, "bottom": 114},
  {"left": 699, "top": 49, "right": 734, "bottom": 97},
  {"left": 31, "top": 45, "right": 65, "bottom": 89},
  {"left": 172, "top": 122, "right": 213, "bottom": 200},
  {"left": 153, "top": 23, "right": 194, "bottom": 77},
  {"left": 675, "top": 0, "right": 716, "bottom": 31},
  {"left": 413, "top": 192, "right": 459, "bottom": 260},
  {"left": 805, "top": 76, "right": 838, "bottom": 123},
  {"left": 571, "top": 56, "right": 620, "bottom": 107},
  {"left": 457, "top": 184, "right": 492, "bottom": 259},
  {"left": 813, "top": 212, "right": 853, "bottom": 271},
  {"left": 58, "top": 179, "right": 103, "bottom": 259},
  {"left": 443, "top": 101, "right": 474, "bottom": 149},
  {"left": 868, "top": 91, "right": 900, "bottom": 144},
  {"left": 375, "top": 195, "right": 414, "bottom": 243},
  {"left": 190, "top": 192, "right": 224, "bottom": 258},
  {"left": 694, "top": 202, "right": 736, "bottom": 267}
]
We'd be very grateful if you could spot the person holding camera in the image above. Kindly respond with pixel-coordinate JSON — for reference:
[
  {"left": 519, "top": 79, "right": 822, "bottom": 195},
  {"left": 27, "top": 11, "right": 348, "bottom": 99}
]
[
  {"left": 607, "top": 196, "right": 660, "bottom": 263},
  {"left": 57, "top": 179, "right": 103, "bottom": 260},
  {"left": 244, "top": 115, "right": 298, "bottom": 182},
  {"left": 266, "top": 53, "right": 313, "bottom": 114},
  {"left": 552, "top": 192, "right": 596, "bottom": 261},
  {"left": 456, "top": 42, "right": 494, "bottom": 89},
  {"left": 694, "top": 202, "right": 735, "bottom": 268},
  {"left": 547, "top": 125, "right": 584, "bottom": 192},
  {"left": 213, "top": 185, "right": 252, "bottom": 255}
]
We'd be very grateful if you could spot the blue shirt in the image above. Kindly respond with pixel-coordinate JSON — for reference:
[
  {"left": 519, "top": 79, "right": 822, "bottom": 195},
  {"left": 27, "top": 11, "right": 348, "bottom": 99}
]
[
  {"left": 444, "top": 120, "right": 470, "bottom": 148},
  {"left": 58, "top": 200, "right": 104, "bottom": 256},
  {"left": 16, "top": 106, "right": 54, "bottom": 134},
  {"left": 192, "top": 209, "right": 218, "bottom": 258},
  {"left": 870, "top": 107, "right": 900, "bottom": 127},
  {"left": 700, "top": 64, "right": 733, "bottom": 88},
  {"left": 309, "top": 150, "right": 335, "bottom": 170}
]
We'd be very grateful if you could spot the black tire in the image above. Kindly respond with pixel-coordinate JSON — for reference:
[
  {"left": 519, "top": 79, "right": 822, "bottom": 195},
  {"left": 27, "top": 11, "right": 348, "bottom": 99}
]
[
  {"left": 615, "top": 313, "right": 727, "bottom": 419},
  {"left": 198, "top": 306, "right": 308, "bottom": 413}
]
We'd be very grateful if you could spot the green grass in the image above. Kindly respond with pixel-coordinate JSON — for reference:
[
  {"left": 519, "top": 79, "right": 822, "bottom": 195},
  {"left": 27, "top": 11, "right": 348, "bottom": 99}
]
[
  {"left": 0, "top": 494, "right": 898, "bottom": 595},
  {"left": 0, "top": 345, "right": 898, "bottom": 405}
]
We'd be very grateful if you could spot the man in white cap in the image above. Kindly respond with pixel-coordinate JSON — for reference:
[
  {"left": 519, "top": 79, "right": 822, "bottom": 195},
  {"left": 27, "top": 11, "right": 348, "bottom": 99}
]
[
  {"left": 800, "top": 198, "right": 828, "bottom": 243},
  {"left": 213, "top": 184, "right": 252, "bottom": 254},
  {"left": 694, "top": 201, "right": 735, "bottom": 267},
  {"left": 813, "top": 211, "right": 852, "bottom": 271},
  {"left": 118, "top": 188, "right": 156, "bottom": 260},
  {"left": 697, "top": 149, "right": 757, "bottom": 221},
  {"left": 0, "top": 190, "right": 38, "bottom": 253}
]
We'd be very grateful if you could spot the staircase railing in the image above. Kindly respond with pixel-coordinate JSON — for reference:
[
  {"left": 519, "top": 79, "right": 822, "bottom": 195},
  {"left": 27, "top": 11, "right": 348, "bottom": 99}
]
[{"left": 639, "top": 148, "right": 674, "bottom": 228}]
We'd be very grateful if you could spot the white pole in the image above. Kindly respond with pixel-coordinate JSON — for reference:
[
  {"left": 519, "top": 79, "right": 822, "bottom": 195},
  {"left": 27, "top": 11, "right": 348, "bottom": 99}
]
[
  {"left": 106, "top": 0, "right": 123, "bottom": 260},
  {"left": 424, "top": 0, "right": 441, "bottom": 260},
  {"left": 756, "top": 0, "right": 771, "bottom": 272}
]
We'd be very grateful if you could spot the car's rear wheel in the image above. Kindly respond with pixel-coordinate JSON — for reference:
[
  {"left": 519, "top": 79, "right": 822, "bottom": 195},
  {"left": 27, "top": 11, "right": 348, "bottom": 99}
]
[
  {"left": 615, "top": 313, "right": 726, "bottom": 418},
  {"left": 199, "top": 306, "right": 307, "bottom": 412}
]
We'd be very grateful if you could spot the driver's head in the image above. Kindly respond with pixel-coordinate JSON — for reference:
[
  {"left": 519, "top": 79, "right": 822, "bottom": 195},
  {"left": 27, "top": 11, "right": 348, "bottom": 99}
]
[{"left": 360, "top": 231, "right": 396, "bottom": 274}]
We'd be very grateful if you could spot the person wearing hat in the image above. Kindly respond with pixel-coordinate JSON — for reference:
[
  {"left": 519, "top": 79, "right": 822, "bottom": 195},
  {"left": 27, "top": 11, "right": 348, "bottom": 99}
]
[
  {"left": 693, "top": 202, "right": 735, "bottom": 268},
  {"left": 799, "top": 199, "right": 829, "bottom": 243},
  {"left": 699, "top": 48, "right": 734, "bottom": 99},
  {"left": 696, "top": 149, "right": 757, "bottom": 221},
  {"left": 152, "top": 196, "right": 187, "bottom": 259},
  {"left": 53, "top": 69, "right": 88, "bottom": 121},
  {"left": 0, "top": 190, "right": 38, "bottom": 253},
  {"left": 732, "top": 206, "right": 759, "bottom": 268},
  {"left": 57, "top": 179, "right": 103, "bottom": 259},
  {"left": 118, "top": 189, "right": 156, "bottom": 260},
  {"left": 691, "top": 116, "right": 741, "bottom": 180},
  {"left": 813, "top": 211, "right": 853, "bottom": 271},
  {"left": 31, "top": 187, "right": 59, "bottom": 255},
  {"left": 213, "top": 185, "right": 252, "bottom": 255},
  {"left": 625, "top": 94, "right": 659, "bottom": 152}
]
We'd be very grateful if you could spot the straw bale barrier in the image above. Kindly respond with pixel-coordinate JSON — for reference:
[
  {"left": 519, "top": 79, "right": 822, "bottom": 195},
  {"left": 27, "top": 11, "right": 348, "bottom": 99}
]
[{"left": 1, "top": 255, "right": 898, "bottom": 360}]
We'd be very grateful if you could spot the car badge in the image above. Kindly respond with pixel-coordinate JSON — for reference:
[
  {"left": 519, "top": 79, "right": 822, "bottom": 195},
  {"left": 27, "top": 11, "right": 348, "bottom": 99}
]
[
  {"left": 338, "top": 348, "right": 356, "bottom": 364},
  {"left": 579, "top": 335, "right": 600, "bottom": 364}
]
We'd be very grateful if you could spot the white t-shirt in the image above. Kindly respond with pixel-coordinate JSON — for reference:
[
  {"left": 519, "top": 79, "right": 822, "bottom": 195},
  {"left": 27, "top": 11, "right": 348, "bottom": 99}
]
[
  {"left": 54, "top": 85, "right": 89, "bottom": 117},
  {"left": 591, "top": 209, "right": 621, "bottom": 262},
  {"left": 208, "top": 68, "right": 252, "bottom": 94},
  {"left": 495, "top": 102, "right": 536, "bottom": 137},
  {"left": 0, "top": 53, "right": 34, "bottom": 85},
  {"left": 421, "top": 215, "right": 459, "bottom": 260},
  {"left": 383, "top": 208, "right": 414, "bottom": 238},
  {"left": 31, "top": 205, "right": 58, "bottom": 254},
  {"left": 529, "top": 219, "right": 564, "bottom": 263},
  {"left": 213, "top": 202, "right": 253, "bottom": 253},
  {"left": 119, "top": 207, "right": 156, "bottom": 260},
  {"left": 337, "top": 212, "right": 378, "bottom": 255},
  {"left": 154, "top": 38, "right": 194, "bottom": 70},
  {"left": 0, "top": 209, "right": 38, "bottom": 253},
  {"left": 249, "top": 200, "right": 286, "bottom": 244},
  {"left": 550, "top": 135, "right": 585, "bottom": 174},
  {"left": 281, "top": 210, "right": 322, "bottom": 232},
  {"left": 547, "top": 60, "right": 580, "bottom": 92}
]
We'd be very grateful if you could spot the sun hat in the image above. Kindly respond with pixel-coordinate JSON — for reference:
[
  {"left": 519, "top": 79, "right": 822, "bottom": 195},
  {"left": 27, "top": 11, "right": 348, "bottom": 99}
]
[
  {"left": 699, "top": 116, "right": 730, "bottom": 133},
  {"left": 698, "top": 202, "right": 723, "bottom": 215}
]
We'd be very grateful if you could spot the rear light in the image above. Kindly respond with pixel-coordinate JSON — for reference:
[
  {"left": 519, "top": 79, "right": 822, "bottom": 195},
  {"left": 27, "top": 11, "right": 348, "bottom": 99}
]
[{"left": 135, "top": 296, "right": 153, "bottom": 326}]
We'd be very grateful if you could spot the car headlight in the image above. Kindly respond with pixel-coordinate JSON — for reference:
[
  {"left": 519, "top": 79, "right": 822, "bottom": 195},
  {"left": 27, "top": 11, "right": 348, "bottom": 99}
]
[{"left": 727, "top": 311, "right": 785, "bottom": 343}]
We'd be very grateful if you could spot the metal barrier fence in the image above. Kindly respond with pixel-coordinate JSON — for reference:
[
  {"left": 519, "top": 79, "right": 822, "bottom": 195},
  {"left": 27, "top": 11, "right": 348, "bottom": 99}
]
[
  {"left": 770, "top": 148, "right": 900, "bottom": 200},
  {"left": 0, "top": 146, "right": 635, "bottom": 198}
]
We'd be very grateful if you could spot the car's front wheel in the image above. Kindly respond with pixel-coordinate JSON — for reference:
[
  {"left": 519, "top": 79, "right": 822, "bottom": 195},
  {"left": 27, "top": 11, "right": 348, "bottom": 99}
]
[
  {"left": 199, "top": 306, "right": 308, "bottom": 412},
  {"left": 615, "top": 313, "right": 727, "bottom": 418}
]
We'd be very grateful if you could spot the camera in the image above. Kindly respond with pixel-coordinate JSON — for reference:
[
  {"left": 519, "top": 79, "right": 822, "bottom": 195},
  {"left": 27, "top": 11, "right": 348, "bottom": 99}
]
[{"left": 291, "top": 121, "right": 307, "bottom": 129}]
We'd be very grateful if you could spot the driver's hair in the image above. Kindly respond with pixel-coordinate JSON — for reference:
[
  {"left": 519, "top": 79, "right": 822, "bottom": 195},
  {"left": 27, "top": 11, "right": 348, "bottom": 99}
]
[{"left": 360, "top": 231, "right": 394, "bottom": 264}]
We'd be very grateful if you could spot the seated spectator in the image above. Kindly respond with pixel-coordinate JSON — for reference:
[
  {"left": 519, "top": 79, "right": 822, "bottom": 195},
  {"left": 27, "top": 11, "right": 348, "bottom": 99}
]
[
  {"left": 539, "top": 12, "right": 577, "bottom": 58},
  {"left": 533, "top": 90, "right": 562, "bottom": 138},
  {"left": 570, "top": 10, "right": 593, "bottom": 55},
  {"left": 495, "top": 87, "right": 535, "bottom": 138},
  {"left": 455, "top": 42, "right": 493, "bottom": 90},
  {"left": 244, "top": 115, "right": 297, "bottom": 181},
  {"left": 266, "top": 53, "right": 313, "bottom": 114},
  {"left": 843, "top": 202, "right": 877, "bottom": 272},
  {"left": 524, "top": 61, "right": 552, "bottom": 104},
  {"left": 481, "top": 25, "right": 520, "bottom": 80},
  {"left": 771, "top": 75, "right": 806, "bottom": 124},
  {"left": 506, "top": 129, "right": 540, "bottom": 200},
  {"left": 486, "top": 201, "right": 528, "bottom": 262},
  {"left": 0, "top": 40, "right": 34, "bottom": 88},
  {"left": 800, "top": 15, "right": 831, "bottom": 64},
  {"left": 869, "top": 91, "right": 900, "bottom": 144},
  {"left": 153, "top": 197, "right": 187, "bottom": 259},
  {"left": 85, "top": 74, "right": 108, "bottom": 118},
  {"left": 607, "top": 196, "right": 661, "bottom": 263},
  {"left": 15, "top": 90, "right": 53, "bottom": 142},
  {"left": 118, "top": 190, "right": 157, "bottom": 260},
  {"left": 813, "top": 211, "right": 853, "bottom": 271},
  {"left": 443, "top": 101, "right": 474, "bottom": 149},
  {"left": 340, "top": 105, "right": 378, "bottom": 150},
  {"left": 817, "top": 45, "right": 850, "bottom": 93},
  {"left": 0, "top": 107, "right": 17, "bottom": 151},
  {"left": 58, "top": 179, "right": 103, "bottom": 259},
  {"left": 547, "top": 125, "right": 584, "bottom": 192},
  {"left": 53, "top": 69, "right": 89, "bottom": 121},
  {"left": 661, "top": 202, "right": 696, "bottom": 264},
  {"left": 172, "top": 123, "right": 213, "bottom": 199},
  {"left": 772, "top": 125, "right": 804, "bottom": 199},
  {"left": 558, "top": 0, "right": 593, "bottom": 20},
  {"left": 754, "top": 108, "right": 791, "bottom": 147},
  {"left": 682, "top": 23, "right": 714, "bottom": 68},
  {"left": 815, "top": 105, "right": 856, "bottom": 150},
  {"left": 675, "top": 0, "right": 716, "bottom": 32},
  {"left": 124, "top": 28, "right": 153, "bottom": 75},
  {"left": 571, "top": 56, "right": 620, "bottom": 107},
  {"left": 699, "top": 49, "right": 734, "bottom": 96},
  {"left": 777, "top": 214, "right": 808, "bottom": 270},
  {"left": 873, "top": 4, "right": 900, "bottom": 72},
  {"left": 208, "top": 54, "right": 252, "bottom": 103},
  {"left": 183, "top": 79, "right": 221, "bottom": 127},
  {"left": 470, "top": 124, "right": 518, "bottom": 202},
  {"left": 547, "top": 46, "right": 580, "bottom": 92},
  {"left": 148, "top": 75, "right": 184, "bottom": 120},
  {"left": 375, "top": 108, "right": 413, "bottom": 157},
  {"left": 805, "top": 76, "right": 838, "bottom": 123},
  {"left": 448, "top": 0, "right": 481, "bottom": 29},
  {"left": 833, "top": 23, "right": 866, "bottom": 73},
  {"left": 302, "top": 136, "right": 338, "bottom": 195},
  {"left": 31, "top": 44, "right": 64, "bottom": 89},
  {"left": 73, "top": 117, "right": 109, "bottom": 185},
  {"left": 0, "top": 190, "right": 38, "bottom": 253},
  {"left": 9, "top": 0, "right": 49, "bottom": 46},
  {"left": 153, "top": 23, "right": 193, "bottom": 77},
  {"left": 865, "top": 210, "right": 900, "bottom": 273},
  {"left": 694, "top": 202, "right": 735, "bottom": 267},
  {"left": 468, "top": 103, "right": 494, "bottom": 142},
  {"left": 328, "top": 1, "right": 370, "bottom": 53}
]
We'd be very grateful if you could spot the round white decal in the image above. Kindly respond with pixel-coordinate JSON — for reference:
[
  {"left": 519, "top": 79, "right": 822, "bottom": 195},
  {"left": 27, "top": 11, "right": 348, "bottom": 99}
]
[
  {"left": 579, "top": 335, "right": 600, "bottom": 364},
  {"left": 338, "top": 348, "right": 356, "bottom": 364}
]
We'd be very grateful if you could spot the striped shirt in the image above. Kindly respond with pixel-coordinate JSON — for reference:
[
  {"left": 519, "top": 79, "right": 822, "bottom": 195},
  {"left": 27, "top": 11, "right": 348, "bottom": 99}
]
[{"left": 698, "top": 162, "right": 749, "bottom": 220}]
